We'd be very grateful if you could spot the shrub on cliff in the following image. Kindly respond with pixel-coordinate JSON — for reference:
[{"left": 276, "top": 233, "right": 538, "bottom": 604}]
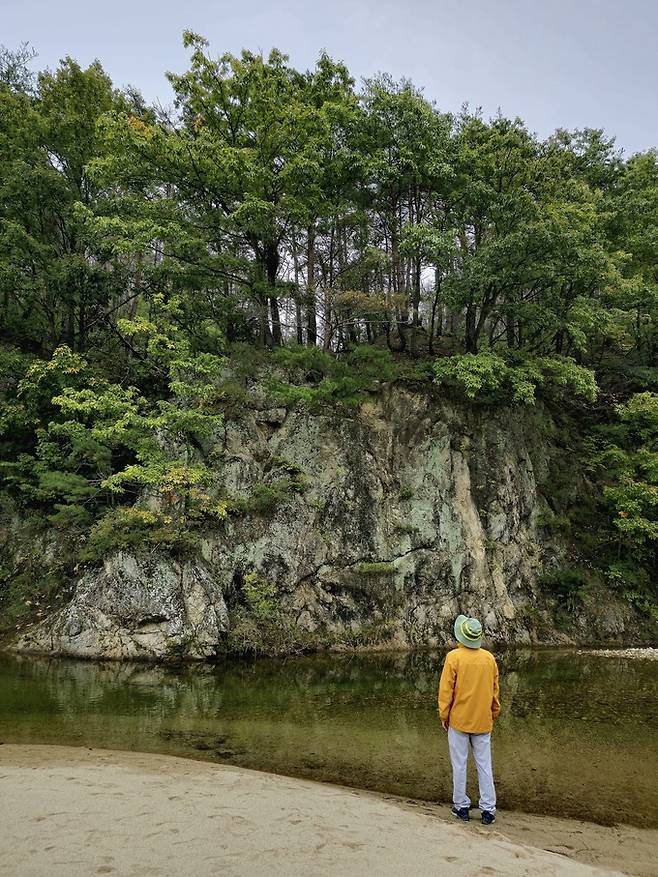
[
  {"left": 433, "top": 351, "right": 598, "bottom": 406},
  {"left": 267, "top": 345, "right": 396, "bottom": 409}
]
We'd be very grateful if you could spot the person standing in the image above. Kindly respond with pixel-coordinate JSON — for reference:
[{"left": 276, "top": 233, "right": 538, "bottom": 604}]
[{"left": 438, "top": 614, "right": 500, "bottom": 825}]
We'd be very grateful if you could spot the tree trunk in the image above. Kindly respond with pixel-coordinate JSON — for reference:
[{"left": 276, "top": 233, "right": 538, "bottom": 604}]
[
  {"left": 65, "top": 301, "right": 76, "bottom": 349},
  {"left": 465, "top": 304, "right": 477, "bottom": 353},
  {"left": 291, "top": 232, "right": 303, "bottom": 344},
  {"left": 410, "top": 256, "right": 421, "bottom": 356},
  {"left": 323, "top": 223, "right": 335, "bottom": 351},
  {"left": 128, "top": 250, "right": 143, "bottom": 318},
  {"left": 78, "top": 291, "right": 86, "bottom": 352},
  {"left": 506, "top": 314, "right": 516, "bottom": 348},
  {"left": 429, "top": 270, "right": 442, "bottom": 356},
  {"left": 265, "top": 242, "right": 282, "bottom": 346},
  {"left": 306, "top": 224, "right": 317, "bottom": 346}
]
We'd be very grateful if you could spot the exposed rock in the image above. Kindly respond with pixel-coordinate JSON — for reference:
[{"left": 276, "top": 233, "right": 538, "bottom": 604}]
[
  {"left": 14, "top": 553, "right": 228, "bottom": 660},
  {"left": 9, "top": 385, "right": 642, "bottom": 659},
  {"left": 576, "top": 648, "right": 658, "bottom": 660}
]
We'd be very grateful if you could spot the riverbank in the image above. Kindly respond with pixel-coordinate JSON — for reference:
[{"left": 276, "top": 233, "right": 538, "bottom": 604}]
[
  {"left": 577, "top": 648, "right": 658, "bottom": 660},
  {"left": 0, "top": 746, "right": 655, "bottom": 876}
]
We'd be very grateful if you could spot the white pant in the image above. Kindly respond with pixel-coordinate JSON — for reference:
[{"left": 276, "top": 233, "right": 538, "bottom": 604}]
[{"left": 448, "top": 727, "right": 496, "bottom": 813}]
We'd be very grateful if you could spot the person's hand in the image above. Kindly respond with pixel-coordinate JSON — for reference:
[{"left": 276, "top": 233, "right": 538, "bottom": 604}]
[{"left": 441, "top": 720, "right": 449, "bottom": 732}]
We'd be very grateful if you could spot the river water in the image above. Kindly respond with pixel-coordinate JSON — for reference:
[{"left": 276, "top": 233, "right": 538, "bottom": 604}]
[{"left": 0, "top": 649, "right": 656, "bottom": 827}]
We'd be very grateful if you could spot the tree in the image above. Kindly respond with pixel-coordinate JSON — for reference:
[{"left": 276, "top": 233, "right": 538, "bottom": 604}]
[
  {"left": 0, "top": 57, "right": 129, "bottom": 354},
  {"left": 0, "top": 43, "right": 37, "bottom": 93},
  {"left": 91, "top": 37, "right": 358, "bottom": 350},
  {"left": 357, "top": 76, "right": 451, "bottom": 352}
]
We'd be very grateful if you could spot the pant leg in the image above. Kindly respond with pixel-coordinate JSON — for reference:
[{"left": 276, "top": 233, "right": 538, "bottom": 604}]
[
  {"left": 447, "top": 727, "right": 471, "bottom": 809},
  {"left": 470, "top": 732, "right": 496, "bottom": 813}
]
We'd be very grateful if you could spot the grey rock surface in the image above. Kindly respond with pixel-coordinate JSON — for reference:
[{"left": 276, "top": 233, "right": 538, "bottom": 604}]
[
  {"left": 16, "top": 553, "right": 228, "bottom": 659},
  {"left": 11, "top": 386, "right": 637, "bottom": 659}
]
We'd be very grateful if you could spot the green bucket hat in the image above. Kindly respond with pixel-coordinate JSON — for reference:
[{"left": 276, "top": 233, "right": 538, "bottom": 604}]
[{"left": 454, "top": 614, "right": 482, "bottom": 649}]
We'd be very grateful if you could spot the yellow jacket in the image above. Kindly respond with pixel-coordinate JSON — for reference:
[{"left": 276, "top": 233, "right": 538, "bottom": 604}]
[{"left": 438, "top": 645, "right": 500, "bottom": 733}]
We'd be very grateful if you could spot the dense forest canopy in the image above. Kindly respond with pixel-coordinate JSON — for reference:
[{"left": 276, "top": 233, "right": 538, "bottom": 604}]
[{"left": 0, "top": 36, "right": 656, "bottom": 628}]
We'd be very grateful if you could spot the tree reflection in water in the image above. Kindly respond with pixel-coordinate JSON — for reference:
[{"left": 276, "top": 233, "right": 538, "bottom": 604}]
[{"left": 1, "top": 649, "right": 656, "bottom": 827}]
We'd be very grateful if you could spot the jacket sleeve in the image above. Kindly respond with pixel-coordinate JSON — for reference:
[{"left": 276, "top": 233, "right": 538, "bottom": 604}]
[
  {"left": 438, "top": 653, "right": 456, "bottom": 722},
  {"left": 491, "top": 658, "right": 501, "bottom": 720}
]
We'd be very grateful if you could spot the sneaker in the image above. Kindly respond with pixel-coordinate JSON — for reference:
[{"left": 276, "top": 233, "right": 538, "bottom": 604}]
[
  {"left": 480, "top": 810, "right": 496, "bottom": 825},
  {"left": 451, "top": 806, "right": 470, "bottom": 821}
]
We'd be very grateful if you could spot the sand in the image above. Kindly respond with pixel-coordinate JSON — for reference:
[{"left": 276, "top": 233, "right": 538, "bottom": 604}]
[{"left": 0, "top": 745, "right": 655, "bottom": 877}]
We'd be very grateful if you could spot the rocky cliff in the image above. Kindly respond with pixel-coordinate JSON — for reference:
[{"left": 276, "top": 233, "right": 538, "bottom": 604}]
[{"left": 11, "top": 385, "right": 637, "bottom": 659}]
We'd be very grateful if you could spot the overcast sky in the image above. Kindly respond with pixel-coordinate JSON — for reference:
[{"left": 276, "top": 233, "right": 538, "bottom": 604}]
[{"left": 2, "top": 0, "right": 656, "bottom": 154}]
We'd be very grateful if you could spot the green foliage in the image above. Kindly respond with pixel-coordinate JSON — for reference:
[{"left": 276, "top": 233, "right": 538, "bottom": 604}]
[
  {"left": 224, "top": 569, "right": 318, "bottom": 657},
  {"left": 242, "top": 571, "right": 278, "bottom": 621},
  {"left": 434, "top": 352, "right": 597, "bottom": 405},
  {"left": 0, "top": 317, "right": 227, "bottom": 554},
  {"left": 272, "top": 345, "right": 334, "bottom": 377},
  {"left": 584, "top": 393, "right": 657, "bottom": 600},
  {"left": 538, "top": 568, "right": 591, "bottom": 616},
  {"left": 605, "top": 480, "right": 658, "bottom": 544},
  {"left": 0, "top": 56, "right": 131, "bottom": 354},
  {"left": 354, "top": 562, "right": 395, "bottom": 576},
  {"left": 0, "top": 515, "right": 77, "bottom": 639},
  {"left": 224, "top": 612, "right": 321, "bottom": 657},
  {"left": 211, "top": 380, "right": 252, "bottom": 417},
  {"left": 265, "top": 456, "right": 305, "bottom": 477},
  {"left": 226, "top": 457, "right": 307, "bottom": 519},
  {"left": 224, "top": 568, "right": 396, "bottom": 655},
  {"left": 538, "top": 567, "right": 589, "bottom": 597},
  {"left": 1, "top": 37, "right": 656, "bottom": 377},
  {"left": 0, "top": 43, "right": 37, "bottom": 92},
  {"left": 393, "top": 521, "right": 417, "bottom": 535},
  {"left": 604, "top": 563, "right": 658, "bottom": 622},
  {"left": 82, "top": 507, "right": 196, "bottom": 560},
  {"left": 624, "top": 590, "right": 658, "bottom": 623},
  {"left": 333, "top": 621, "right": 396, "bottom": 648},
  {"left": 536, "top": 510, "right": 572, "bottom": 536},
  {"left": 268, "top": 345, "right": 396, "bottom": 410},
  {"left": 391, "top": 358, "right": 435, "bottom": 384}
]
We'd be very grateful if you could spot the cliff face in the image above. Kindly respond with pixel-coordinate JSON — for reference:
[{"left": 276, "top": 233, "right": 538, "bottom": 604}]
[{"left": 11, "top": 386, "right": 636, "bottom": 659}]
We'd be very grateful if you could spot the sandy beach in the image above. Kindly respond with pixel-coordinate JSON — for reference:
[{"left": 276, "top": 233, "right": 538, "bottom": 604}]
[{"left": 0, "top": 746, "right": 656, "bottom": 876}]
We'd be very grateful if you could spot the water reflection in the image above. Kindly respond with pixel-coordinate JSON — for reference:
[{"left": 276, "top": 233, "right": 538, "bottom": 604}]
[{"left": 0, "top": 650, "right": 656, "bottom": 827}]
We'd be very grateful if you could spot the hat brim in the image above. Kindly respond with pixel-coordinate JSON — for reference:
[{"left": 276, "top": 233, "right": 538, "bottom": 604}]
[{"left": 454, "top": 614, "right": 482, "bottom": 649}]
